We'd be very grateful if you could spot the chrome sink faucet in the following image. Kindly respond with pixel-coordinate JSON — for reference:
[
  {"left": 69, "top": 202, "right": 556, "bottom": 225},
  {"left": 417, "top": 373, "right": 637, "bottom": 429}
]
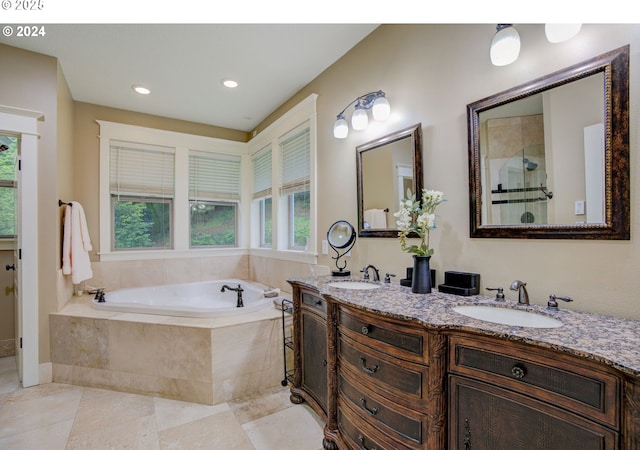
[
  {"left": 361, "top": 265, "right": 380, "bottom": 282},
  {"left": 510, "top": 280, "right": 530, "bottom": 305}
]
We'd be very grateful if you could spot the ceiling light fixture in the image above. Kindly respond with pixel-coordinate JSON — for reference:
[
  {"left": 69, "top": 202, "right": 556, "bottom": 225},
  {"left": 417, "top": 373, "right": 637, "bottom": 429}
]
[
  {"left": 545, "top": 24, "right": 582, "bottom": 43},
  {"left": 221, "top": 78, "right": 239, "bottom": 88},
  {"left": 333, "top": 90, "right": 390, "bottom": 139},
  {"left": 490, "top": 24, "right": 521, "bottom": 66},
  {"left": 132, "top": 85, "right": 151, "bottom": 95}
]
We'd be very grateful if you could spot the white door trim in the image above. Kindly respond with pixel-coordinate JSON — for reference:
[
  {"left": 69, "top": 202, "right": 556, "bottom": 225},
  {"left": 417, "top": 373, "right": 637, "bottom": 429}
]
[{"left": 0, "top": 105, "right": 43, "bottom": 387}]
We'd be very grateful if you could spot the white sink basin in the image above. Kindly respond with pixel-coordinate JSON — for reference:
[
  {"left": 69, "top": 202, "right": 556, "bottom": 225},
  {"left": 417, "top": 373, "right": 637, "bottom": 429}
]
[
  {"left": 327, "top": 281, "right": 381, "bottom": 290},
  {"left": 452, "top": 305, "right": 563, "bottom": 328}
]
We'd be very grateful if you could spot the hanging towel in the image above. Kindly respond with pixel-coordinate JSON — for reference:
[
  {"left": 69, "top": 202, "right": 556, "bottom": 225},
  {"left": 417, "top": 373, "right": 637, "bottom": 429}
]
[
  {"left": 62, "top": 201, "right": 93, "bottom": 284},
  {"left": 364, "top": 209, "right": 387, "bottom": 229}
]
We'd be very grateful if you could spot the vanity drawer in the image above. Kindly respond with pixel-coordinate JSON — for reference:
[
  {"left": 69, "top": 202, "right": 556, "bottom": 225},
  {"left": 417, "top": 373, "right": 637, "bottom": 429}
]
[
  {"left": 449, "top": 334, "right": 620, "bottom": 428},
  {"left": 338, "top": 307, "right": 428, "bottom": 364},
  {"left": 339, "top": 371, "right": 426, "bottom": 447},
  {"left": 338, "top": 402, "right": 413, "bottom": 450},
  {"left": 301, "top": 290, "right": 326, "bottom": 316},
  {"left": 338, "top": 333, "right": 428, "bottom": 405}
]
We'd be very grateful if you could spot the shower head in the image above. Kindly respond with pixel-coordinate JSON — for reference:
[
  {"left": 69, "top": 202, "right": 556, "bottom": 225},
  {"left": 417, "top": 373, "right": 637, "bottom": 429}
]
[{"left": 523, "top": 158, "right": 537, "bottom": 171}]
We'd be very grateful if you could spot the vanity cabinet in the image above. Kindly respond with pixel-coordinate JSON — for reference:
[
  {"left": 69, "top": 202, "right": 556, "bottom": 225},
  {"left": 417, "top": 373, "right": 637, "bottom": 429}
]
[
  {"left": 327, "top": 303, "right": 447, "bottom": 450},
  {"left": 289, "top": 285, "right": 329, "bottom": 420},
  {"left": 448, "top": 333, "right": 621, "bottom": 449}
]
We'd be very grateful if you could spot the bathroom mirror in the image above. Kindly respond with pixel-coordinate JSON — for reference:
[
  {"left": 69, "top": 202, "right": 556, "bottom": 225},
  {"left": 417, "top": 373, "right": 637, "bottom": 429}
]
[
  {"left": 357, "top": 123, "right": 423, "bottom": 238},
  {"left": 468, "top": 45, "right": 629, "bottom": 239},
  {"left": 327, "top": 220, "right": 356, "bottom": 276}
]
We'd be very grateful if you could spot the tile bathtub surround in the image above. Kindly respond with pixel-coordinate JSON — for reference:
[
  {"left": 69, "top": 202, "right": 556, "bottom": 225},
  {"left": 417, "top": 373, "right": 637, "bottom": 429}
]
[
  {"left": 50, "top": 297, "right": 286, "bottom": 405},
  {"left": 0, "top": 358, "right": 324, "bottom": 449}
]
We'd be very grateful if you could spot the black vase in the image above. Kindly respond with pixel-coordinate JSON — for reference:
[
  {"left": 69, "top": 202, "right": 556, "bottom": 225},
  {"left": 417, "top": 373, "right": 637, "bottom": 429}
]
[{"left": 411, "top": 255, "right": 432, "bottom": 294}]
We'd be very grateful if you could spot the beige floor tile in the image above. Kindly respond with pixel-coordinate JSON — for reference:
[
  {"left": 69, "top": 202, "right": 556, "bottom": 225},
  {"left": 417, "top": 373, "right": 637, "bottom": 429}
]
[
  {"left": 0, "top": 418, "right": 74, "bottom": 450},
  {"left": 154, "top": 396, "right": 230, "bottom": 432},
  {"left": 0, "top": 388, "right": 82, "bottom": 438},
  {"left": 242, "top": 403, "right": 324, "bottom": 450},
  {"left": 230, "top": 386, "right": 294, "bottom": 425},
  {"left": 159, "top": 410, "right": 254, "bottom": 449},
  {"left": 71, "top": 386, "right": 155, "bottom": 435},
  {"left": 67, "top": 414, "right": 160, "bottom": 450}
]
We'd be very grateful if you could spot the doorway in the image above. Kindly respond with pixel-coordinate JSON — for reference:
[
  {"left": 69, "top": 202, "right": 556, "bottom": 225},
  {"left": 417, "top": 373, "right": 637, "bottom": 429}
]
[{"left": 0, "top": 105, "right": 42, "bottom": 387}]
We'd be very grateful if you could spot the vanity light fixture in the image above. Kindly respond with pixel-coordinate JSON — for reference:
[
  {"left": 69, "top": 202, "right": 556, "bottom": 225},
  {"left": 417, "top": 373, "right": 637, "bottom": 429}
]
[
  {"left": 490, "top": 24, "right": 521, "bottom": 66},
  {"left": 333, "top": 90, "right": 390, "bottom": 139},
  {"left": 545, "top": 24, "right": 582, "bottom": 43},
  {"left": 132, "top": 85, "right": 151, "bottom": 95}
]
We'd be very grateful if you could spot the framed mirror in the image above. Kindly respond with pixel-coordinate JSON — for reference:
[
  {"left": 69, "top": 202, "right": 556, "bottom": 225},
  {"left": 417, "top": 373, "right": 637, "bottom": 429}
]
[
  {"left": 468, "top": 45, "right": 629, "bottom": 239},
  {"left": 357, "top": 123, "right": 423, "bottom": 237}
]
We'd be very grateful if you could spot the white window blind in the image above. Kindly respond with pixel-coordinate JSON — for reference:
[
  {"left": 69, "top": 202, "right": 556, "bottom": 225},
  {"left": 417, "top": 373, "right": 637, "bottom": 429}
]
[
  {"left": 110, "top": 140, "right": 175, "bottom": 198},
  {"left": 252, "top": 145, "right": 272, "bottom": 199},
  {"left": 189, "top": 151, "right": 241, "bottom": 201},
  {"left": 279, "top": 123, "right": 310, "bottom": 196}
]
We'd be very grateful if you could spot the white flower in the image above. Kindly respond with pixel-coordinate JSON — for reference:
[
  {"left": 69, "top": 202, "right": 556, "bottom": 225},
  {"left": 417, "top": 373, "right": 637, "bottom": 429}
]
[{"left": 393, "top": 188, "right": 445, "bottom": 257}]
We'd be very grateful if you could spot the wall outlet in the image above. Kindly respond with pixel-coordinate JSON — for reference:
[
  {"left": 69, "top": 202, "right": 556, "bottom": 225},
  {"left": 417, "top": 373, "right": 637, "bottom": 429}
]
[{"left": 575, "top": 200, "right": 585, "bottom": 215}]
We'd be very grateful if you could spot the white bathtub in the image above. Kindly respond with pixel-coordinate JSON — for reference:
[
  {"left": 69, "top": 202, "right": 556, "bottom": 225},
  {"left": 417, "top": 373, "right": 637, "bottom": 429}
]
[{"left": 91, "top": 279, "right": 276, "bottom": 317}]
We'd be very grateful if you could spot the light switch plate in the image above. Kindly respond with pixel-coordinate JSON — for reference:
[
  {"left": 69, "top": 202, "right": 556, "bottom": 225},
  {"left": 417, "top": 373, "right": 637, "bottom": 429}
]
[{"left": 575, "top": 200, "right": 585, "bottom": 215}]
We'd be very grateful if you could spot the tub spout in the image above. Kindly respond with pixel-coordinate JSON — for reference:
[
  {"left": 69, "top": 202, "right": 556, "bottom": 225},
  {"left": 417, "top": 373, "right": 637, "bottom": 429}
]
[{"left": 221, "top": 284, "right": 244, "bottom": 308}]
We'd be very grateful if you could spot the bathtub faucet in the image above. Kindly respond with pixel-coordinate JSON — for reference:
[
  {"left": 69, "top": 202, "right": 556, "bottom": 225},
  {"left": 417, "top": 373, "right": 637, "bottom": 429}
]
[{"left": 221, "top": 284, "right": 244, "bottom": 308}]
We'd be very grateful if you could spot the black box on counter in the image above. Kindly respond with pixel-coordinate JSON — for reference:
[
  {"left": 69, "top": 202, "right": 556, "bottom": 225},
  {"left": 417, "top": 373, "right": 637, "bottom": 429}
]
[{"left": 437, "top": 271, "right": 480, "bottom": 296}]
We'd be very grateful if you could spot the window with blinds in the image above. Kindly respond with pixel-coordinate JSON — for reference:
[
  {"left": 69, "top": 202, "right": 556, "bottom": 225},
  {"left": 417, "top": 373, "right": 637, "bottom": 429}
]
[
  {"left": 279, "top": 123, "right": 310, "bottom": 250},
  {"left": 252, "top": 146, "right": 272, "bottom": 248},
  {"left": 189, "top": 151, "right": 241, "bottom": 248},
  {"left": 109, "top": 141, "right": 175, "bottom": 250}
]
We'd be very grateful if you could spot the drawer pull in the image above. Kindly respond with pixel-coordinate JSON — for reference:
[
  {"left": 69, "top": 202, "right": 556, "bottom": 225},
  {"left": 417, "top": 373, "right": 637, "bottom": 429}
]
[
  {"left": 511, "top": 364, "right": 527, "bottom": 380},
  {"left": 359, "top": 356, "right": 379, "bottom": 374},
  {"left": 358, "top": 435, "right": 378, "bottom": 450},
  {"left": 361, "top": 325, "right": 370, "bottom": 335},
  {"left": 322, "top": 359, "right": 327, "bottom": 367},
  {"left": 359, "top": 397, "right": 379, "bottom": 416}
]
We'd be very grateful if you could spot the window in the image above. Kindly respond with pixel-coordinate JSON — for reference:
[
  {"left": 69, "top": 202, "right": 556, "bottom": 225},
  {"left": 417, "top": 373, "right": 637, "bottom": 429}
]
[
  {"left": 109, "top": 141, "right": 175, "bottom": 250},
  {"left": 0, "top": 135, "right": 18, "bottom": 238},
  {"left": 280, "top": 124, "right": 310, "bottom": 251},
  {"left": 189, "top": 151, "right": 240, "bottom": 248},
  {"left": 251, "top": 146, "right": 272, "bottom": 248}
]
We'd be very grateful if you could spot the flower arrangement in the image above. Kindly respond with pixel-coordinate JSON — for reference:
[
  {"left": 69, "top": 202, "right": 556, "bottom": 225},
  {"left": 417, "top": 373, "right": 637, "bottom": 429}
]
[{"left": 394, "top": 188, "right": 445, "bottom": 257}]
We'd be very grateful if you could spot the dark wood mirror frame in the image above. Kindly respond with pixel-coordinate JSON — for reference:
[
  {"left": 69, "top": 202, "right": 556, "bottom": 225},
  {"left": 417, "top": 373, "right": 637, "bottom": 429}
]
[
  {"left": 357, "top": 123, "right": 423, "bottom": 238},
  {"left": 468, "top": 45, "right": 630, "bottom": 239}
]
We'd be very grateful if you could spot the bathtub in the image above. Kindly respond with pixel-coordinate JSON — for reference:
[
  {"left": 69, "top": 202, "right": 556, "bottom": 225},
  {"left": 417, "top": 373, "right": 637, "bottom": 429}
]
[{"left": 91, "top": 279, "right": 276, "bottom": 317}]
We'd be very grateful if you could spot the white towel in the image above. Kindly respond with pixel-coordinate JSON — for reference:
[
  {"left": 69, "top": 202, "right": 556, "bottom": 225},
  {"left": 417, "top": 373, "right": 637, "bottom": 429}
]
[
  {"left": 364, "top": 209, "right": 387, "bottom": 229},
  {"left": 62, "top": 201, "right": 93, "bottom": 284}
]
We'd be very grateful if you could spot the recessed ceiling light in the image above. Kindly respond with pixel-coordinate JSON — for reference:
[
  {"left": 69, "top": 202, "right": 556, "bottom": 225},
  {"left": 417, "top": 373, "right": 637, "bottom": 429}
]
[
  {"left": 132, "top": 85, "right": 151, "bottom": 95},
  {"left": 221, "top": 79, "right": 239, "bottom": 89}
]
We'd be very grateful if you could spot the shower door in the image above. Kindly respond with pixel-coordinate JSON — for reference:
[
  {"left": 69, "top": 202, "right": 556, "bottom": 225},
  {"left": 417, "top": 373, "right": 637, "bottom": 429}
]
[{"left": 498, "top": 145, "right": 548, "bottom": 225}]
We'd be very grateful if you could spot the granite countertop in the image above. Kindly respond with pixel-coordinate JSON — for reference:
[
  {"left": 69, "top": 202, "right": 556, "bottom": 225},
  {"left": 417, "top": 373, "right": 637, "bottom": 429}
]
[{"left": 288, "top": 276, "right": 640, "bottom": 378}]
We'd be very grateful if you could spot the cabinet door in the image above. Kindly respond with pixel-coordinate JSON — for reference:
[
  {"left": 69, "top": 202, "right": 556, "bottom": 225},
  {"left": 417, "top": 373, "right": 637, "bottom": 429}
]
[
  {"left": 302, "top": 310, "right": 328, "bottom": 412},
  {"left": 449, "top": 375, "right": 618, "bottom": 450}
]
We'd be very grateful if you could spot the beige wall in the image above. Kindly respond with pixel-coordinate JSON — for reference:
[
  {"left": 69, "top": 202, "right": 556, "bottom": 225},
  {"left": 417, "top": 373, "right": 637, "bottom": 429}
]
[
  {"left": 0, "top": 44, "right": 61, "bottom": 363},
  {"left": 257, "top": 24, "right": 640, "bottom": 319}
]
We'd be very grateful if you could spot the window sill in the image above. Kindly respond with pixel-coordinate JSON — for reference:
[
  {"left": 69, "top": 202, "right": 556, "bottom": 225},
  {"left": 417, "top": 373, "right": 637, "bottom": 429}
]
[
  {"left": 0, "top": 239, "right": 16, "bottom": 251},
  {"left": 98, "top": 247, "right": 247, "bottom": 262}
]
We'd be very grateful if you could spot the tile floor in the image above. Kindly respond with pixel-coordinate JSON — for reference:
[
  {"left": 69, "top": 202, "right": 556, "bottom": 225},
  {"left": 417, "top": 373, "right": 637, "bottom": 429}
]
[{"left": 0, "top": 357, "right": 325, "bottom": 449}]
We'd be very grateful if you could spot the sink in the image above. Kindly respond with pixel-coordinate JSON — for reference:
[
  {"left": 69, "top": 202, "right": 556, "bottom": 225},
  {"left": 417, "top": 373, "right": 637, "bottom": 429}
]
[
  {"left": 452, "top": 305, "right": 563, "bottom": 328},
  {"left": 327, "top": 281, "right": 381, "bottom": 290}
]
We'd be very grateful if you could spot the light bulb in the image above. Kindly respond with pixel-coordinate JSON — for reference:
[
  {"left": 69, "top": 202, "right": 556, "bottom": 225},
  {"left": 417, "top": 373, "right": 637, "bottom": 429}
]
[
  {"left": 490, "top": 24, "right": 521, "bottom": 66},
  {"left": 545, "top": 24, "right": 582, "bottom": 43},
  {"left": 333, "top": 116, "right": 349, "bottom": 139},
  {"left": 372, "top": 96, "right": 390, "bottom": 121},
  {"left": 351, "top": 107, "right": 368, "bottom": 131}
]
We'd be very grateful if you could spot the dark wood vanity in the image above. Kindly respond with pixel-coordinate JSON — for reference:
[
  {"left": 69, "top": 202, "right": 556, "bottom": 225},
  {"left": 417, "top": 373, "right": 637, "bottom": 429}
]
[{"left": 288, "top": 278, "right": 640, "bottom": 450}]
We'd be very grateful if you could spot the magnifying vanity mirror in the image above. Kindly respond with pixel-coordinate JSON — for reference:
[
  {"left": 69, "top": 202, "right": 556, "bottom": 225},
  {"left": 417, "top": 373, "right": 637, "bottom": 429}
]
[
  {"left": 468, "top": 45, "right": 629, "bottom": 239},
  {"left": 327, "top": 220, "right": 356, "bottom": 276},
  {"left": 357, "top": 123, "right": 423, "bottom": 238}
]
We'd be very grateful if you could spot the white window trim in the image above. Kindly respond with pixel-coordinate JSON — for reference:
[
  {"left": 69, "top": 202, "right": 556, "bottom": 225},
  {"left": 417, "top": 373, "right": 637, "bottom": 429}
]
[
  {"left": 248, "top": 94, "right": 318, "bottom": 264},
  {"left": 98, "top": 120, "right": 247, "bottom": 262}
]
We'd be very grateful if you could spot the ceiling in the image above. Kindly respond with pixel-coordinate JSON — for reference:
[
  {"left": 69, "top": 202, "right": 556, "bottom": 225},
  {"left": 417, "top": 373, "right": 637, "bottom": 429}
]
[{"left": 0, "top": 24, "right": 378, "bottom": 132}]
